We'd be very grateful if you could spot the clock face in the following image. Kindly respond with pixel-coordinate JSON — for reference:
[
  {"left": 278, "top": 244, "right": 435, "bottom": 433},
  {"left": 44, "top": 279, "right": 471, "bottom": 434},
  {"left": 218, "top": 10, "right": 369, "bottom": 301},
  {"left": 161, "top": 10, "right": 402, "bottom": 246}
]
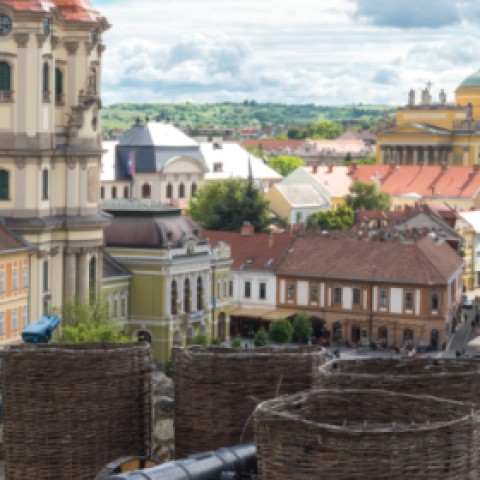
[{"left": 0, "top": 15, "right": 12, "bottom": 36}]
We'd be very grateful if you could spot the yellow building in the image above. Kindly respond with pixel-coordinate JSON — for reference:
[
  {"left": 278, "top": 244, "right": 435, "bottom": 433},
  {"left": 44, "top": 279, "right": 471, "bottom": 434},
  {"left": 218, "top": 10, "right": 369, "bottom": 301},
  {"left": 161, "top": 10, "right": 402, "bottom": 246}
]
[
  {"left": 377, "top": 71, "right": 480, "bottom": 166},
  {"left": 0, "top": 0, "right": 111, "bottom": 320}
]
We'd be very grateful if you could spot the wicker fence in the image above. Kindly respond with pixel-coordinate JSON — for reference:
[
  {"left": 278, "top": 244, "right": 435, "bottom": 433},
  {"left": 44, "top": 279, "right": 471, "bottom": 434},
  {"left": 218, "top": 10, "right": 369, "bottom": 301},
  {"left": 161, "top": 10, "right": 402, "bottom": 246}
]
[
  {"left": 254, "top": 388, "right": 480, "bottom": 480},
  {"left": 315, "top": 357, "right": 480, "bottom": 402},
  {"left": 3, "top": 343, "right": 154, "bottom": 480},
  {"left": 173, "top": 345, "right": 326, "bottom": 458}
]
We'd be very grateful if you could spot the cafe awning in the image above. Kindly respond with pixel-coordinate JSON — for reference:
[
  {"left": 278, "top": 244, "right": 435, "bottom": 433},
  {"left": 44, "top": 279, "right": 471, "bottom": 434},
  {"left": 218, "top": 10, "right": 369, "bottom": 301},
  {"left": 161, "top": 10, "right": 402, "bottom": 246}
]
[
  {"left": 262, "top": 309, "right": 299, "bottom": 321},
  {"left": 229, "top": 307, "right": 271, "bottom": 318}
]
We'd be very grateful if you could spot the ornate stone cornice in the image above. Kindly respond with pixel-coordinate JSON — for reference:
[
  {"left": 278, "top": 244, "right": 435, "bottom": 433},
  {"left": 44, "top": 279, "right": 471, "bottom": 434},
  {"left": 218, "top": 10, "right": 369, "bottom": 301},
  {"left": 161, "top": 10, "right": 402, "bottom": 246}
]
[
  {"left": 51, "top": 36, "right": 60, "bottom": 50},
  {"left": 97, "top": 44, "right": 106, "bottom": 56},
  {"left": 36, "top": 34, "right": 48, "bottom": 48},
  {"left": 14, "top": 33, "right": 29, "bottom": 48},
  {"left": 64, "top": 41, "right": 79, "bottom": 55},
  {"left": 15, "top": 158, "right": 26, "bottom": 170},
  {"left": 85, "top": 41, "right": 95, "bottom": 55}
]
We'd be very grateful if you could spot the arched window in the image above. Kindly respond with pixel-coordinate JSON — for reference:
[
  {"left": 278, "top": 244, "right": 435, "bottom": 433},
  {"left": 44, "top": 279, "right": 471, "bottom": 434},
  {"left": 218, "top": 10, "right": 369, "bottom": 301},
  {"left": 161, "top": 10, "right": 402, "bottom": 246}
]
[
  {"left": 142, "top": 183, "right": 151, "bottom": 198},
  {"left": 171, "top": 280, "right": 177, "bottom": 315},
  {"left": 42, "top": 62, "right": 50, "bottom": 101},
  {"left": 0, "top": 169, "right": 9, "bottom": 200},
  {"left": 100, "top": 186, "right": 105, "bottom": 199},
  {"left": 42, "top": 169, "right": 49, "bottom": 200},
  {"left": 137, "top": 330, "right": 152, "bottom": 343},
  {"left": 184, "top": 278, "right": 191, "bottom": 313},
  {"left": 89, "top": 256, "right": 96, "bottom": 304},
  {"left": 0, "top": 62, "right": 11, "bottom": 98},
  {"left": 332, "top": 322, "right": 342, "bottom": 342},
  {"left": 55, "top": 67, "right": 63, "bottom": 104},
  {"left": 166, "top": 183, "right": 173, "bottom": 199},
  {"left": 197, "top": 276, "right": 203, "bottom": 310},
  {"left": 173, "top": 330, "right": 182, "bottom": 346},
  {"left": 191, "top": 183, "right": 197, "bottom": 197},
  {"left": 378, "top": 326, "right": 388, "bottom": 345},
  {"left": 123, "top": 186, "right": 129, "bottom": 198},
  {"left": 111, "top": 186, "right": 117, "bottom": 199},
  {"left": 403, "top": 328, "right": 414, "bottom": 346},
  {"left": 431, "top": 292, "right": 439, "bottom": 311},
  {"left": 178, "top": 182, "right": 185, "bottom": 199}
]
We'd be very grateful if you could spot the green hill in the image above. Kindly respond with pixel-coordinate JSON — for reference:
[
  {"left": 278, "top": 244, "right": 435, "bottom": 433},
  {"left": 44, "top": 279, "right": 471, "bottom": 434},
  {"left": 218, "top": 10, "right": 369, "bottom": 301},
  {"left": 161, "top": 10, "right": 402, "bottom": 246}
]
[{"left": 101, "top": 102, "right": 395, "bottom": 134}]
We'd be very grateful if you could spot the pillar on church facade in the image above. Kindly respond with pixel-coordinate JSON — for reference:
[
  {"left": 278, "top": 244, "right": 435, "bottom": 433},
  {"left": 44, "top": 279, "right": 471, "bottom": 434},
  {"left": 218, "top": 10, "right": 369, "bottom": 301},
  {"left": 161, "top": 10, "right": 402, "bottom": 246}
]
[
  {"left": 64, "top": 249, "right": 77, "bottom": 302},
  {"left": 434, "top": 147, "right": 440, "bottom": 165},
  {"left": 464, "top": 147, "right": 470, "bottom": 167},
  {"left": 76, "top": 249, "right": 89, "bottom": 302},
  {"left": 401, "top": 147, "right": 407, "bottom": 165},
  {"left": 413, "top": 148, "right": 419, "bottom": 165}
]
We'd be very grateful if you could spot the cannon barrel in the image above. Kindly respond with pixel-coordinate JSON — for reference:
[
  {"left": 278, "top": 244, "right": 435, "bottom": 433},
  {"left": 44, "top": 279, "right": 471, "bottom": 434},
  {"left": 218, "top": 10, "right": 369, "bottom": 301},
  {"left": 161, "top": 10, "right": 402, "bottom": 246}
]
[
  {"left": 21, "top": 315, "right": 60, "bottom": 343},
  {"left": 102, "top": 443, "right": 257, "bottom": 480}
]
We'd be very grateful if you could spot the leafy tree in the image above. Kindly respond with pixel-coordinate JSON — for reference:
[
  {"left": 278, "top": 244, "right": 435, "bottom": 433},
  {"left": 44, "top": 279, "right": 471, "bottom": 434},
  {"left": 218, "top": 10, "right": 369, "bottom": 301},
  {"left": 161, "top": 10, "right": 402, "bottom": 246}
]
[
  {"left": 268, "top": 318, "right": 293, "bottom": 344},
  {"left": 189, "top": 178, "right": 270, "bottom": 232},
  {"left": 293, "top": 313, "right": 313, "bottom": 343},
  {"left": 287, "top": 127, "right": 308, "bottom": 139},
  {"left": 307, "top": 120, "right": 343, "bottom": 139},
  {"left": 306, "top": 205, "right": 354, "bottom": 230},
  {"left": 253, "top": 327, "right": 269, "bottom": 347},
  {"left": 53, "top": 297, "right": 128, "bottom": 344},
  {"left": 267, "top": 155, "right": 305, "bottom": 177},
  {"left": 345, "top": 181, "right": 392, "bottom": 211}
]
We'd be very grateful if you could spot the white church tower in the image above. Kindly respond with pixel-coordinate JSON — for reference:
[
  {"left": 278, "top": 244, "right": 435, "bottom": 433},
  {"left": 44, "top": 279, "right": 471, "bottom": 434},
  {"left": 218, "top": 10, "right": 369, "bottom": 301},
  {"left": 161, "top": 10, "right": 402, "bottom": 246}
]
[{"left": 0, "top": 0, "right": 110, "bottom": 319}]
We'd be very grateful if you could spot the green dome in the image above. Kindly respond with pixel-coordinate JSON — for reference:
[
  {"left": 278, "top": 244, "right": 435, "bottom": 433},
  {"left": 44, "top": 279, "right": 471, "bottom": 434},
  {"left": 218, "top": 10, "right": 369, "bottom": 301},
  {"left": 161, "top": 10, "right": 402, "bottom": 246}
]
[{"left": 459, "top": 70, "right": 480, "bottom": 88}]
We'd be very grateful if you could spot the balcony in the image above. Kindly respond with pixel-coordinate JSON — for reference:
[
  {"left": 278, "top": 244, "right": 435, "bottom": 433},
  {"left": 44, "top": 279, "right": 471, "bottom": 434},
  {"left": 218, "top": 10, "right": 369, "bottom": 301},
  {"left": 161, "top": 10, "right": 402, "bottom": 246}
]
[{"left": 0, "top": 90, "right": 13, "bottom": 102}]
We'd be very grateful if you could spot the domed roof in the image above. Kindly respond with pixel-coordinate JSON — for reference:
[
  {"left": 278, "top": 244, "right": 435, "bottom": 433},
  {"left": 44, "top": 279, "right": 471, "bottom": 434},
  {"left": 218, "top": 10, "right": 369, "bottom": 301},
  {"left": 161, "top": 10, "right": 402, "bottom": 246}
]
[
  {"left": 458, "top": 70, "right": 480, "bottom": 88},
  {"left": 52, "top": 0, "right": 101, "bottom": 22},
  {"left": 0, "top": 0, "right": 56, "bottom": 13}
]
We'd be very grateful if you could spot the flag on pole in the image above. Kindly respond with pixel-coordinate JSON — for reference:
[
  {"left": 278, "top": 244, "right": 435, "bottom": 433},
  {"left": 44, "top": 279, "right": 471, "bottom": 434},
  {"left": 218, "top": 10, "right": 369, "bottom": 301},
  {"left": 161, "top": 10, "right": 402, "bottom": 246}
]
[{"left": 127, "top": 150, "right": 135, "bottom": 176}]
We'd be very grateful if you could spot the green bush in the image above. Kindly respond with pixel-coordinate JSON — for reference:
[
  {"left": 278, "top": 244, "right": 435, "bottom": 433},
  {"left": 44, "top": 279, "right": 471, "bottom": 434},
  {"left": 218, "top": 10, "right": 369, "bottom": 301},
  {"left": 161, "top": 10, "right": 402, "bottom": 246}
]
[
  {"left": 269, "top": 318, "right": 293, "bottom": 344},
  {"left": 230, "top": 337, "right": 242, "bottom": 348},
  {"left": 191, "top": 334, "right": 208, "bottom": 345},
  {"left": 293, "top": 313, "right": 313, "bottom": 343},
  {"left": 210, "top": 337, "right": 222, "bottom": 345},
  {"left": 253, "top": 327, "right": 269, "bottom": 347}
]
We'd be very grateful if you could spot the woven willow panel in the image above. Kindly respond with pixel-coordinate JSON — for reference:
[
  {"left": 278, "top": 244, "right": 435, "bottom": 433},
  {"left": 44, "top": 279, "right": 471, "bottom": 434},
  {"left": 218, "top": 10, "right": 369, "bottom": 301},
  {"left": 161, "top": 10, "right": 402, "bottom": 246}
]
[
  {"left": 173, "top": 346, "right": 326, "bottom": 458},
  {"left": 3, "top": 343, "right": 154, "bottom": 480}
]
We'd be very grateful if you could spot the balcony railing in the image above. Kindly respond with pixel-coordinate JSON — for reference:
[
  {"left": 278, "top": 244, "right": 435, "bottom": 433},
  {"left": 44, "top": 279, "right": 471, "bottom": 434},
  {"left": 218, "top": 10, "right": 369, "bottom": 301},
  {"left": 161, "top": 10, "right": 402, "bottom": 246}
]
[
  {"left": 55, "top": 94, "right": 64, "bottom": 106},
  {"left": 0, "top": 90, "right": 13, "bottom": 102},
  {"left": 42, "top": 91, "right": 51, "bottom": 103}
]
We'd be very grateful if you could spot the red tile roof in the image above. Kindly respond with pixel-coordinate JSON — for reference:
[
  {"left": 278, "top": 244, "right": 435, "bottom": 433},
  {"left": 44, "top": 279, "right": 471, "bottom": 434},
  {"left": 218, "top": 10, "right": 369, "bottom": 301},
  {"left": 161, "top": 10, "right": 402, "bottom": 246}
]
[
  {"left": 0, "top": 224, "right": 31, "bottom": 253},
  {"left": 53, "top": 0, "right": 102, "bottom": 22},
  {"left": 277, "top": 231, "right": 462, "bottom": 285},
  {"left": 2, "top": 0, "right": 102, "bottom": 22},
  {"left": 204, "top": 230, "right": 295, "bottom": 271},
  {"left": 241, "top": 139, "right": 303, "bottom": 153}
]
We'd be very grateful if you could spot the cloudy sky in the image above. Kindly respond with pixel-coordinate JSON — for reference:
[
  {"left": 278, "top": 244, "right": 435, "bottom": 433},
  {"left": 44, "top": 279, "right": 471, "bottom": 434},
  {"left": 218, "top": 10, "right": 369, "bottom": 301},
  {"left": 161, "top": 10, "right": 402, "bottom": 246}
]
[{"left": 94, "top": 0, "right": 480, "bottom": 106}]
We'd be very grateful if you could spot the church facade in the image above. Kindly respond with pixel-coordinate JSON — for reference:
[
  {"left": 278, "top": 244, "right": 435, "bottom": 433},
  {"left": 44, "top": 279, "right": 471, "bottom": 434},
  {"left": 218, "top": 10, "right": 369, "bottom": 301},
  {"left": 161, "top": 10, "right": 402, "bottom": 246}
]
[
  {"left": 0, "top": 0, "right": 110, "bottom": 320},
  {"left": 377, "top": 72, "right": 480, "bottom": 166}
]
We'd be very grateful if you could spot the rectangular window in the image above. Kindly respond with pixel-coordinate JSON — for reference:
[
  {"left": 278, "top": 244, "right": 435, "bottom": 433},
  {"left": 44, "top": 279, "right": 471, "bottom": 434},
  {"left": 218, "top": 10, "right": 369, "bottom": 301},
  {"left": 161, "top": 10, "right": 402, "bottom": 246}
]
[
  {"left": 334, "top": 286, "right": 342, "bottom": 304},
  {"left": 217, "top": 281, "right": 221, "bottom": 299},
  {"left": 12, "top": 308, "right": 17, "bottom": 332},
  {"left": 310, "top": 284, "right": 319, "bottom": 302},
  {"left": 353, "top": 287, "right": 361, "bottom": 305},
  {"left": 0, "top": 312, "right": 4, "bottom": 335},
  {"left": 121, "top": 297, "right": 126, "bottom": 317},
  {"left": 259, "top": 282, "right": 266, "bottom": 300},
  {"left": 229, "top": 280, "right": 233, "bottom": 297},
  {"left": 405, "top": 292, "right": 414, "bottom": 311},
  {"left": 12, "top": 269, "right": 18, "bottom": 290},
  {"left": 42, "top": 260, "right": 48, "bottom": 292},
  {"left": 42, "top": 169, "right": 49, "bottom": 200},
  {"left": 379, "top": 289, "right": 388, "bottom": 308},
  {"left": 287, "top": 282, "right": 295, "bottom": 301},
  {"left": 22, "top": 306, "right": 27, "bottom": 328},
  {"left": 244, "top": 281, "right": 251, "bottom": 298},
  {"left": 22, "top": 266, "right": 28, "bottom": 288},
  {"left": 0, "top": 271, "right": 5, "bottom": 293}
]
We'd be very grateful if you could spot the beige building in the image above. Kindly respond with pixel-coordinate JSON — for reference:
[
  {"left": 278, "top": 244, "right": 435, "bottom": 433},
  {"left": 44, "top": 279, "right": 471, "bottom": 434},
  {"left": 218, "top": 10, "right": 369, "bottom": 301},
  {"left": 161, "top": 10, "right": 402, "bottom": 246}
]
[{"left": 0, "top": 0, "right": 110, "bottom": 319}]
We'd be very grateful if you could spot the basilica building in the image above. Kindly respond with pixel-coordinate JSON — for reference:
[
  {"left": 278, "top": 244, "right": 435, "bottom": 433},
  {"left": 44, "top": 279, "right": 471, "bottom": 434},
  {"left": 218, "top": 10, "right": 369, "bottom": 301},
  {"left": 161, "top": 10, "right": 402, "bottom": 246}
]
[
  {"left": 0, "top": 0, "right": 110, "bottom": 319},
  {"left": 377, "top": 71, "right": 480, "bottom": 166}
]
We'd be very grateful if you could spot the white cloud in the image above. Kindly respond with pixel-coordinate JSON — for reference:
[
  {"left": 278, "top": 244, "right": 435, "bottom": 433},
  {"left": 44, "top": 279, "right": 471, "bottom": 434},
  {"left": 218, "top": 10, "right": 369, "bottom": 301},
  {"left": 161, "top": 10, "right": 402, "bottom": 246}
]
[{"left": 95, "top": 0, "right": 480, "bottom": 105}]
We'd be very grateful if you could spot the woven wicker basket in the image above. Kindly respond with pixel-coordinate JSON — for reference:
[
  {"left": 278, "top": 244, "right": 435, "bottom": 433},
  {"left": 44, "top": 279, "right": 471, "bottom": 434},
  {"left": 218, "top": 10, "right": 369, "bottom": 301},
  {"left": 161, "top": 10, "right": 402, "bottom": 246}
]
[
  {"left": 173, "top": 345, "right": 326, "bottom": 458},
  {"left": 315, "top": 357, "right": 480, "bottom": 402},
  {"left": 3, "top": 343, "right": 154, "bottom": 480},
  {"left": 255, "top": 388, "right": 480, "bottom": 480}
]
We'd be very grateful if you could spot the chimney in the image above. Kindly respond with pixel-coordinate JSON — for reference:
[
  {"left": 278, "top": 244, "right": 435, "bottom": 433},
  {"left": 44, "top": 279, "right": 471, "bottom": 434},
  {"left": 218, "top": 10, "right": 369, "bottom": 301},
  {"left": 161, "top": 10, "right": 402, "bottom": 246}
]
[
  {"left": 474, "top": 164, "right": 480, "bottom": 173},
  {"left": 389, "top": 162, "right": 396, "bottom": 171},
  {"left": 240, "top": 221, "right": 254, "bottom": 235},
  {"left": 349, "top": 161, "right": 358, "bottom": 174},
  {"left": 327, "top": 164, "right": 333, "bottom": 174},
  {"left": 312, "top": 164, "right": 318, "bottom": 174}
]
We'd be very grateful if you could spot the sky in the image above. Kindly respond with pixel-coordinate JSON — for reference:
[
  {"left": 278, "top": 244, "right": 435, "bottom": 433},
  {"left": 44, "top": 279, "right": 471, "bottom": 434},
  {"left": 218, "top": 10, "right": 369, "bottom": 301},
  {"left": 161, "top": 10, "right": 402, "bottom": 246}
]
[{"left": 94, "top": 0, "right": 480, "bottom": 107}]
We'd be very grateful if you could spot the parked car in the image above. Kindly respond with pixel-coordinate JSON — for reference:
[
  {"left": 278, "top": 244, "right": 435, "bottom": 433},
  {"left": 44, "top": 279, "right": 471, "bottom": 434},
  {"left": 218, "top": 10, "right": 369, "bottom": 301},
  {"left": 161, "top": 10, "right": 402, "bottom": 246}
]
[{"left": 462, "top": 295, "right": 473, "bottom": 309}]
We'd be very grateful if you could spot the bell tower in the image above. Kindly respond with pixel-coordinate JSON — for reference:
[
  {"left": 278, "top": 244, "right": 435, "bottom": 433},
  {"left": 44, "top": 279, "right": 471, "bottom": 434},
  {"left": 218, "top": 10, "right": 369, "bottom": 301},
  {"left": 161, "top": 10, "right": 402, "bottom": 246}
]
[{"left": 0, "top": 0, "right": 110, "bottom": 318}]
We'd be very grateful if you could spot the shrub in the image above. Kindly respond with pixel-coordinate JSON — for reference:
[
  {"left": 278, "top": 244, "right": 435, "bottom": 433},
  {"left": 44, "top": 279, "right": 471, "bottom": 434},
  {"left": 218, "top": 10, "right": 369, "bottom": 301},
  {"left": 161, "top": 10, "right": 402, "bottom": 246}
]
[
  {"left": 293, "top": 313, "right": 313, "bottom": 343},
  {"left": 191, "top": 334, "right": 208, "bottom": 345},
  {"left": 253, "top": 327, "right": 269, "bottom": 347},
  {"left": 269, "top": 318, "right": 293, "bottom": 344},
  {"left": 210, "top": 337, "right": 222, "bottom": 345},
  {"left": 230, "top": 337, "right": 242, "bottom": 348}
]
